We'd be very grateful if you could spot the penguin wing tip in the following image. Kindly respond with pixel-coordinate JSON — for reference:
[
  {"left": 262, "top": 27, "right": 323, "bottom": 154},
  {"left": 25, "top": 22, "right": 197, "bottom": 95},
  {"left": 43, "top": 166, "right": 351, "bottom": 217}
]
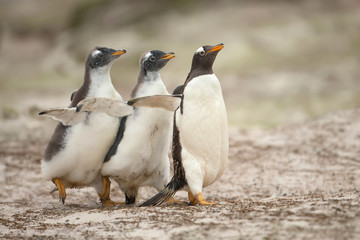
[
  {"left": 173, "top": 94, "right": 183, "bottom": 98},
  {"left": 127, "top": 99, "right": 135, "bottom": 106},
  {"left": 76, "top": 105, "right": 83, "bottom": 112}
]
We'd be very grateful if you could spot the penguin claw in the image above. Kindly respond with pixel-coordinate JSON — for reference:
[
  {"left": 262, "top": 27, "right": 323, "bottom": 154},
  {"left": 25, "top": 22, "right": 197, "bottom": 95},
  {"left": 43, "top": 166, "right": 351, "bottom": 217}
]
[
  {"left": 198, "top": 200, "right": 216, "bottom": 205},
  {"left": 195, "top": 192, "right": 217, "bottom": 205}
]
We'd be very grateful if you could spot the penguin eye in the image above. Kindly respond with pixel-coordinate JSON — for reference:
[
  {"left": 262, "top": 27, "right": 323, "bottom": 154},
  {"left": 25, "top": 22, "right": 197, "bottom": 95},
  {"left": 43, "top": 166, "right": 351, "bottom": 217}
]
[
  {"left": 149, "top": 56, "right": 156, "bottom": 62},
  {"left": 199, "top": 51, "right": 206, "bottom": 56}
]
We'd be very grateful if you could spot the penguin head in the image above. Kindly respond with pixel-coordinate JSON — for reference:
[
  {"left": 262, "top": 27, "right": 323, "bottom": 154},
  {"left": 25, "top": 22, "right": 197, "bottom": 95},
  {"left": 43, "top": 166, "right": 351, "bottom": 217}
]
[
  {"left": 86, "top": 47, "right": 126, "bottom": 70},
  {"left": 140, "top": 50, "right": 175, "bottom": 73},
  {"left": 191, "top": 43, "right": 224, "bottom": 71}
]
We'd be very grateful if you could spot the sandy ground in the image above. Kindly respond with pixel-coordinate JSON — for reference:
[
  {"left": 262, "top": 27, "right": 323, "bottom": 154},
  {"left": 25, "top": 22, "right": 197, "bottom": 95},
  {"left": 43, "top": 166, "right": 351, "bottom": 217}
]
[
  {"left": 0, "top": 108, "right": 359, "bottom": 239},
  {"left": 1, "top": 1, "right": 360, "bottom": 239}
]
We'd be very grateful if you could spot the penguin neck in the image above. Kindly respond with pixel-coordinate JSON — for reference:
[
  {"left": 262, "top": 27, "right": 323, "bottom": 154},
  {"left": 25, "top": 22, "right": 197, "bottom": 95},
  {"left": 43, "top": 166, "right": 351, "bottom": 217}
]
[
  {"left": 186, "top": 63, "right": 214, "bottom": 86},
  {"left": 70, "top": 64, "right": 115, "bottom": 107},
  {"left": 87, "top": 65, "right": 115, "bottom": 97},
  {"left": 131, "top": 68, "right": 166, "bottom": 98},
  {"left": 191, "top": 61, "right": 213, "bottom": 73},
  {"left": 144, "top": 68, "right": 161, "bottom": 82}
]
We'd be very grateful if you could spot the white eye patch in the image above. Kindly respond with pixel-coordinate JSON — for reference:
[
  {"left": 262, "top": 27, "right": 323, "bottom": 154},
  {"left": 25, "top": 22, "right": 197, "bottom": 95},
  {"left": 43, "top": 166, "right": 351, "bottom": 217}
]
[
  {"left": 144, "top": 52, "right": 152, "bottom": 61},
  {"left": 92, "top": 50, "right": 101, "bottom": 57},
  {"left": 196, "top": 47, "right": 205, "bottom": 53}
]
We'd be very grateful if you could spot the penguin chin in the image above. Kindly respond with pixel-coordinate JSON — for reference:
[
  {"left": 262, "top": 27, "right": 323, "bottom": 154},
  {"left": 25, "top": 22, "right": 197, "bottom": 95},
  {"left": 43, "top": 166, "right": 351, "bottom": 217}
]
[{"left": 93, "top": 65, "right": 112, "bottom": 74}]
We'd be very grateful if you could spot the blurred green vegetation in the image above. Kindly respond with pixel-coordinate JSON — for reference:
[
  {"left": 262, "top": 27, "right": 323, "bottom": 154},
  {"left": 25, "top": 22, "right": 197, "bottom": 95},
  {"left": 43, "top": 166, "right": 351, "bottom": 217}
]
[{"left": 0, "top": 0, "right": 359, "bottom": 129}]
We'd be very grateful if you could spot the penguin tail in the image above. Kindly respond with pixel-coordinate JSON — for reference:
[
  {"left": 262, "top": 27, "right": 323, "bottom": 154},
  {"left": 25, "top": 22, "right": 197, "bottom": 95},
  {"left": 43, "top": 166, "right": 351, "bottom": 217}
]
[{"left": 139, "top": 177, "right": 180, "bottom": 207}]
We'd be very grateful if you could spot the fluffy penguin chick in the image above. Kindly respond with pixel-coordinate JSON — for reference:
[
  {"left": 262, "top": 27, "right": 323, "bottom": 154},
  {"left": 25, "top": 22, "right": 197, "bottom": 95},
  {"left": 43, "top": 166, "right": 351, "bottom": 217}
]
[
  {"left": 41, "top": 47, "right": 126, "bottom": 206},
  {"left": 101, "top": 50, "right": 175, "bottom": 204},
  {"left": 141, "top": 43, "right": 229, "bottom": 206}
]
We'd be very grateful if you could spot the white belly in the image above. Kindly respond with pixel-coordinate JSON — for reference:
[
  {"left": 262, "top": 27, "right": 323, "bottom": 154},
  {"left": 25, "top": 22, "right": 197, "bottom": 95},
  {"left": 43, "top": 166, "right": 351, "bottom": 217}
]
[
  {"left": 42, "top": 83, "right": 122, "bottom": 187},
  {"left": 101, "top": 80, "right": 172, "bottom": 190},
  {"left": 42, "top": 112, "right": 120, "bottom": 186},
  {"left": 101, "top": 107, "right": 173, "bottom": 190},
  {"left": 180, "top": 74, "right": 229, "bottom": 188}
]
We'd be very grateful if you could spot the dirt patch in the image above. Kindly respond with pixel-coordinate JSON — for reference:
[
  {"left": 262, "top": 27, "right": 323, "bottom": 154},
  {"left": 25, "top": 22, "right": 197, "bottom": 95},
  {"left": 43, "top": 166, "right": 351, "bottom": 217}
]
[{"left": 1, "top": 109, "right": 360, "bottom": 239}]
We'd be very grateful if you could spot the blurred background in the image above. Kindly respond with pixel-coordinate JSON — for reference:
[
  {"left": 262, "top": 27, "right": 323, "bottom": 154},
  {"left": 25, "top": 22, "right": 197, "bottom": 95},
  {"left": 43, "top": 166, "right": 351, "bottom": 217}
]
[{"left": 0, "top": 0, "right": 359, "bottom": 141}]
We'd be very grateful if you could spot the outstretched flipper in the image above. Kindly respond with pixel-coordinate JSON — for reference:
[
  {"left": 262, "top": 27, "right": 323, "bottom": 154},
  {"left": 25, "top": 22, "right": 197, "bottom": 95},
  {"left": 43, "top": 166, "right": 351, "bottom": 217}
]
[
  {"left": 77, "top": 94, "right": 181, "bottom": 115},
  {"left": 128, "top": 94, "right": 182, "bottom": 111},
  {"left": 39, "top": 98, "right": 133, "bottom": 125},
  {"left": 77, "top": 97, "right": 133, "bottom": 117},
  {"left": 39, "top": 108, "right": 86, "bottom": 126},
  {"left": 39, "top": 94, "right": 182, "bottom": 125}
]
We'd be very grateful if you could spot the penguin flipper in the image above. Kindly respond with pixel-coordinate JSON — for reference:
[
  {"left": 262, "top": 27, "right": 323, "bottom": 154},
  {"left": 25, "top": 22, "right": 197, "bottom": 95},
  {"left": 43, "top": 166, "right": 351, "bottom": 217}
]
[
  {"left": 39, "top": 107, "right": 86, "bottom": 126},
  {"left": 128, "top": 94, "right": 182, "bottom": 112},
  {"left": 77, "top": 97, "right": 134, "bottom": 118},
  {"left": 70, "top": 89, "right": 78, "bottom": 101}
]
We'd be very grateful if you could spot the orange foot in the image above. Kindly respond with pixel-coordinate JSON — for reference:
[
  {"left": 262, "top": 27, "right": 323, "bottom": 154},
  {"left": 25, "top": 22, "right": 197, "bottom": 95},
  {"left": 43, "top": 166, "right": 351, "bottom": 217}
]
[
  {"left": 98, "top": 176, "right": 124, "bottom": 207},
  {"left": 52, "top": 177, "right": 66, "bottom": 204},
  {"left": 188, "top": 192, "right": 197, "bottom": 205},
  {"left": 188, "top": 192, "right": 216, "bottom": 205},
  {"left": 165, "top": 196, "right": 186, "bottom": 205},
  {"left": 196, "top": 192, "right": 216, "bottom": 205}
]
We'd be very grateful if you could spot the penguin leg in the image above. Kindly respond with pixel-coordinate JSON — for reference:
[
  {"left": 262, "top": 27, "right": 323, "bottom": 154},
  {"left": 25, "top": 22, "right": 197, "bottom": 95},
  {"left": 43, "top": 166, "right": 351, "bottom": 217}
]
[
  {"left": 188, "top": 192, "right": 197, "bottom": 205},
  {"left": 195, "top": 192, "right": 216, "bottom": 205},
  {"left": 52, "top": 177, "right": 66, "bottom": 204},
  {"left": 98, "top": 176, "right": 124, "bottom": 207},
  {"left": 125, "top": 193, "right": 136, "bottom": 205},
  {"left": 125, "top": 187, "right": 139, "bottom": 205}
]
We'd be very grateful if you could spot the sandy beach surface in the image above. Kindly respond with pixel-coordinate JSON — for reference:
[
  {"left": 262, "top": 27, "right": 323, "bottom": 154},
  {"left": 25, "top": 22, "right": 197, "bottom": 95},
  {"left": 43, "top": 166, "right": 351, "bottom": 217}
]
[{"left": 1, "top": 108, "right": 359, "bottom": 240}]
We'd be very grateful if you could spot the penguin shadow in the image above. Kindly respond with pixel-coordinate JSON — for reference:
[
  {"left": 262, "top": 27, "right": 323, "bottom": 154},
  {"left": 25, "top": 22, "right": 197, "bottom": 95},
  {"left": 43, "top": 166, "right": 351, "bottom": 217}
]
[
  {"left": 48, "top": 186, "right": 192, "bottom": 209},
  {"left": 108, "top": 201, "right": 191, "bottom": 209}
]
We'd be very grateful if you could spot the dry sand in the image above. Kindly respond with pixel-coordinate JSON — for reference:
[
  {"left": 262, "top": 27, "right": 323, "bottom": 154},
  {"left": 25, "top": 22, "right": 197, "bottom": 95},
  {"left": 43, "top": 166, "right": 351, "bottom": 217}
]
[{"left": 1, "top": 108, "right": 360, "bottom": 239}]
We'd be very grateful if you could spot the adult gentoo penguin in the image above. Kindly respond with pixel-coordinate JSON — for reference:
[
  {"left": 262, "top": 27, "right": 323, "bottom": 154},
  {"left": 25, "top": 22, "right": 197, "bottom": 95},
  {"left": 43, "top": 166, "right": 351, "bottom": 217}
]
[
  {"left": 100, "top": 50, "right": 176, "bottom": 204},
  {"left": 42, "top": 46, "right": 126, "bottom": 206},
  {"left": 140, "top": 43, "right": 228, "bottom": 206}
]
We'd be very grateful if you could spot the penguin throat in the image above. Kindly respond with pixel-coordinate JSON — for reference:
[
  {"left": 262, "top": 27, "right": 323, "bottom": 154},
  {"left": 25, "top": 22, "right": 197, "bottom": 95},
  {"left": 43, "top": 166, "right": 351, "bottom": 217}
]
[
  {"left": 88, "top": 68, "right": 113, "bottom": 95},
  {"left": 145, "top": 71, "right": 160, "bottom": 82},
  {"left": 191, "top": 62, "right": 213, "bottom": 73},
  {"left": 187, "top": 67, "right": 213, "bottom": 83}
]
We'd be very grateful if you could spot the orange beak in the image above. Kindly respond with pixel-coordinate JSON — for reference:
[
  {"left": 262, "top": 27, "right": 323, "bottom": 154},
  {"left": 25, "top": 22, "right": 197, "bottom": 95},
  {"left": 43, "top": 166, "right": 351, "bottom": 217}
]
[
  {"left": 112, "top": 49, "right": 127, "bottom": 56},
  {"left": 206, "top": 43, "right": 224, "bottom": 55},
  {"left": 160, "top": 52, "right": 175, "bottom": 60}
]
